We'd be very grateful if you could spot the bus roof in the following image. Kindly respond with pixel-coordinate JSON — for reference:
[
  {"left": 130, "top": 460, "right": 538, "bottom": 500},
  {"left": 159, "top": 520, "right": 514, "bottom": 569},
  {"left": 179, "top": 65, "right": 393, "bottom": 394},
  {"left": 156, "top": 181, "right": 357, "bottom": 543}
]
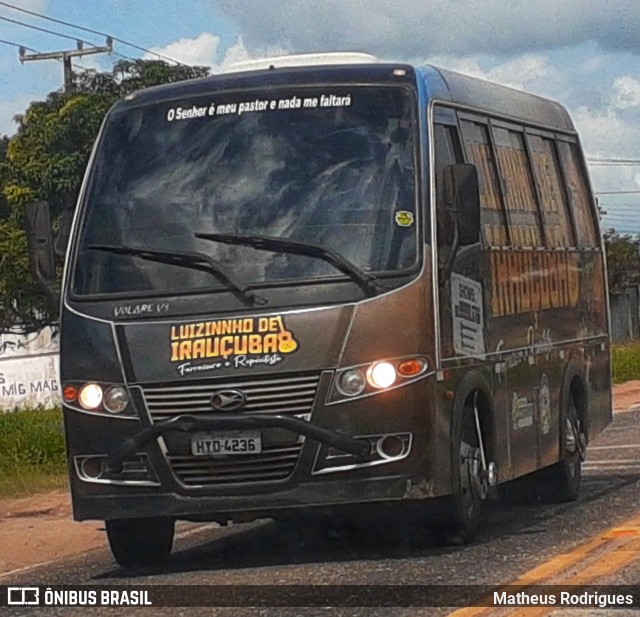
[
  {"left": 419, "top": 65, "right": 575, "bottom": 131},
  {"left": 119, "top": 56, "right": 574, "bottom": 132}
]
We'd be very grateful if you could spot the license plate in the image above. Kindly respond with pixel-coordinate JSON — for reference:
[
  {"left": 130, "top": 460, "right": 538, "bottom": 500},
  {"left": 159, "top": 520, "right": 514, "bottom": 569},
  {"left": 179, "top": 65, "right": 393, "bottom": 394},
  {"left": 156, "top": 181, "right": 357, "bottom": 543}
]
[{"left": 191, "top": 431, "right": 262, "bottom": 456}]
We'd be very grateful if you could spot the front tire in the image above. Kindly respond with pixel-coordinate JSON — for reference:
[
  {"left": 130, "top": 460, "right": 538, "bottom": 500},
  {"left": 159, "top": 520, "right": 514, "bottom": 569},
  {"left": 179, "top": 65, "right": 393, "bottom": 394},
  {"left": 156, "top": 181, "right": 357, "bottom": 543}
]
[
  {"left": 437, "top": 398, "right": 485, "bottom": 545},
  {"left": 106, "top": 517, "right": 175, "bottom": 568}
]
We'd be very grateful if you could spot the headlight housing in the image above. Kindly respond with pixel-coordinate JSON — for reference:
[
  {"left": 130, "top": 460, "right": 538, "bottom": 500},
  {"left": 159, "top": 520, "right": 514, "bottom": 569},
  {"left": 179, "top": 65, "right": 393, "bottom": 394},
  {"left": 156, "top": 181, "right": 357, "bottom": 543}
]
[
  {"left": 104, "top": 386, "right": 130, "bottom": 413},
  {"left": 336, "top": 368, "right": 366, "bottom": 396},
  {"left": 78, "top": 383, "right": 103, "bottom": 410},
  {"left": 329, "top": 355, "right": 428, "bottom": 404},
  {"left": 367, "top": 362, "right": 397, "bottom": 389},
  {"left": 64, "top": 381, "right": 133, "bottom": 416}
]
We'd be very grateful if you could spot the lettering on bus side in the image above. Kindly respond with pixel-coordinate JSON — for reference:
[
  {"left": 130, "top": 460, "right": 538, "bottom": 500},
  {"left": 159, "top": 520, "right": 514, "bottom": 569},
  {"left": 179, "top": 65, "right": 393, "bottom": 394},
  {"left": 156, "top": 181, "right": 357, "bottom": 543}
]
[
  {"left": 490, "top": 249, "right": 580, "bottom": 317},
  {"left": 169, "top": 315, "right": 299, "bottom": 375}
]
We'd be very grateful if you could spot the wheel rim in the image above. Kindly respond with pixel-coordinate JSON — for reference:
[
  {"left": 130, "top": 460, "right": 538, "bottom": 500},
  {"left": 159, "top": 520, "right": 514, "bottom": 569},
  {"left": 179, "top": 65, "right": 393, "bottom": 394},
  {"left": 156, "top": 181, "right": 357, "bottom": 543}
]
[
  {"left": 459, "top": 438, "right": 483, "bottom": 520},
  {"left": 564, "top": 396, "right": 582, "bottom": 479}
]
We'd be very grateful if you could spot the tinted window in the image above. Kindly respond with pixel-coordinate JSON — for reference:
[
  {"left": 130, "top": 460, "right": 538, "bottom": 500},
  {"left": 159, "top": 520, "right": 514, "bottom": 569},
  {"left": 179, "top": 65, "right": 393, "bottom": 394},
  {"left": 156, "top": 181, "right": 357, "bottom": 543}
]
[
  {"left": 557, "top": 141, "right": 597, "bottom": 247},
  {"left": 433, "top": 123, "right": 464, "bottom": 248},
  {"left": 460, "top": 120, "right": 508, "bottom": 247},
  {"left": 493, "top": 126, "right": 542, "bottom": 247},
  {"left": 73, "top": 87, "right": 417, "bottom": 296},
  {"left": 528, "top": 135, "right": 574, "bottom": 247}
]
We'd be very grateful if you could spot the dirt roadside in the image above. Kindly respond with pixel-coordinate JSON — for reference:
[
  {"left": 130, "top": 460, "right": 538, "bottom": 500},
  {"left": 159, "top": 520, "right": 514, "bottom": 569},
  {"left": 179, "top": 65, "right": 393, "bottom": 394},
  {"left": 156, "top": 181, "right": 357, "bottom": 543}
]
[{"left": 1, "top": 381, "right": 640, "bottom": 576}]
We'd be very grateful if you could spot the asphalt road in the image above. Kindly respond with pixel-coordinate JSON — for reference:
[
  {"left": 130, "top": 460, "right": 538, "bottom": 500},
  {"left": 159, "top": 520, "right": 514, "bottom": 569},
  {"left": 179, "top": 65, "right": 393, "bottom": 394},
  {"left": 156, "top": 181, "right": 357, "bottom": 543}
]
[{"left": 4, "top": 409, "right": 640, "bottom": 616}]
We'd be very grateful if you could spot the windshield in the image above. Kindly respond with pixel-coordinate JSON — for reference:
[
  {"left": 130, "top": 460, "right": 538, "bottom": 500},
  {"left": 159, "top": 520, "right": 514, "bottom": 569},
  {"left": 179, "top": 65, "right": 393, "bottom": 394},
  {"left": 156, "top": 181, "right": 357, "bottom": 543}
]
[{"left": 73, "top": 85, "right": 418, "bottom": 297}]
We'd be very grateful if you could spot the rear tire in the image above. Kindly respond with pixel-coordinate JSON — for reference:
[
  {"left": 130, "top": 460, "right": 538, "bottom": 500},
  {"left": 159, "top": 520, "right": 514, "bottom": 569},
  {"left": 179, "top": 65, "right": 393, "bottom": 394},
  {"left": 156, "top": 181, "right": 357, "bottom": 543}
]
[
  {"left": 545, "top": 391, "right": 583, "bottom": 502},
  {"left": 106, "top": 517, "right": 175, "bottom": 568}
]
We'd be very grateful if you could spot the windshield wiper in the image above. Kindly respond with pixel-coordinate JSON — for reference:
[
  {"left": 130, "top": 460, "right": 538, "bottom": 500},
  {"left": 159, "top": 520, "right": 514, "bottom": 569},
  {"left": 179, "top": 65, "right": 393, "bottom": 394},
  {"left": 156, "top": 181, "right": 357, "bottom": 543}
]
[
  {"left": 88, "top": 244, "right": 265, "bottom": 306},
  {"left": 194, "top": 233, "right": 385, "bottom": 297}
]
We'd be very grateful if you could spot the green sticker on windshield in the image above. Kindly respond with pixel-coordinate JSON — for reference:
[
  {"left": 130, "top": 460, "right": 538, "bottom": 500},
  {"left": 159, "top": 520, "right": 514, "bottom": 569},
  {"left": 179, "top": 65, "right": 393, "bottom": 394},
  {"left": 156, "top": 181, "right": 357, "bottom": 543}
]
[{"left": 395, "top": 211, "right": 414, "bottom": 227}]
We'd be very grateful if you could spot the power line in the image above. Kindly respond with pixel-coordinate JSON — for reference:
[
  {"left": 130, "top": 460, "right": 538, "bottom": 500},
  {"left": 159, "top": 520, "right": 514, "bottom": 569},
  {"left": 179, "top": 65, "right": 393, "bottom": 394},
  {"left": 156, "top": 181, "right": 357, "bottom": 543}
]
[
  {"left": 595, "top": 191, "right": 640, "bottom": 195},
  {"left": 599, "top": 205, "right": 640, "bottom": 210},
  {"left": 0, "top": 14, "right": 135, "bottom": 63},
  {"left": 0, "top": 0, "right": 186, "bottom": 66},
  {"left": 588, "top": 157, "right": 640, "bottom": 165},
  {"left": 0, "top": 14, "right": 82, "bottom": 43},
  {"left": 20, "top": 43, "right": 114, "bottom": 91},
  {"left": 0, "top": 35, "right": 91, "bottom": 76},
  {"left": 0, "top": 37, "right": 38, "bottom": 53}
]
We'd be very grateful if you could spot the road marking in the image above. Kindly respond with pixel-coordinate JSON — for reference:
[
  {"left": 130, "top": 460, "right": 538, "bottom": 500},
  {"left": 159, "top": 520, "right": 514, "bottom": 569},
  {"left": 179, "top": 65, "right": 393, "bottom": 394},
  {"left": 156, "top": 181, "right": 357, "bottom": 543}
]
[
  {"left": 583, "top": 458, "right": 640, "bottom": 467},
  {"left": 0, "top": 522, "right": 213, "bottom": 580},
  {"left": 446, "top": 514, "right": 640, "bottom": 617},
  {"left": 0, "top": 560, "right": 55, "bottom": 580},
  {"left": 584, "top": 459, "right": 640, "bottom": 465},
  {"left": 588, "top": 444, "right": 640, "bottom": 450}
]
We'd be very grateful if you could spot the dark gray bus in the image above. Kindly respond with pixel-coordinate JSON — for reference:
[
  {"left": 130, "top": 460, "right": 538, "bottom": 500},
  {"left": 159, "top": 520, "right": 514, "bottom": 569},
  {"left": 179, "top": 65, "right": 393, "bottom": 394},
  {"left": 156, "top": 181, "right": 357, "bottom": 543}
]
[{"left": 28, "top": 54, "right": 611, "bottom": 567}]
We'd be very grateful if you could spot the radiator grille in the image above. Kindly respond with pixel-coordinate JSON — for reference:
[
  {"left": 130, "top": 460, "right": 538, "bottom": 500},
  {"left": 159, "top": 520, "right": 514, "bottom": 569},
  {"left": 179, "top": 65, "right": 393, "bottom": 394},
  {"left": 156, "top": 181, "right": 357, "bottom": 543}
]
[
  {"left": 167, "top": 443, "right": 304, "bottom": 486},
  {"left": 140, "top": 373, "right": 321, "bottom": 486},
  {"left": 142, "top": 373, "right": 320, "bottom": 421}
]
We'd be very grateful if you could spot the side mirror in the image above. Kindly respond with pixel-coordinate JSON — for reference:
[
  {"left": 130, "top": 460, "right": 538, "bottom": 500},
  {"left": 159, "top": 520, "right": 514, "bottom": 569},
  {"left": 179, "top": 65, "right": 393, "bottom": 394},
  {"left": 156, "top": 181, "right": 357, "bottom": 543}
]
[
  {"left": 443, "top": 163, "right": 481, "bottom": 246},
  {"left": 25, "top": 200, "right": 55, "bottom": 282}
]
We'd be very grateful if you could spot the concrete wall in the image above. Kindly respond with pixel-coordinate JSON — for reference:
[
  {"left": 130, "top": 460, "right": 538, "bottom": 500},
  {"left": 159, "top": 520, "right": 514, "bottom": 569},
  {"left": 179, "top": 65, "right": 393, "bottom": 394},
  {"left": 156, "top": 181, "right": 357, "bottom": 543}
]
[
  {"left": 610, "top": 285, "right": 640, "bottom": 342},
  {"left": 0, "top": 328, "right": 61, "bottom": 411}
]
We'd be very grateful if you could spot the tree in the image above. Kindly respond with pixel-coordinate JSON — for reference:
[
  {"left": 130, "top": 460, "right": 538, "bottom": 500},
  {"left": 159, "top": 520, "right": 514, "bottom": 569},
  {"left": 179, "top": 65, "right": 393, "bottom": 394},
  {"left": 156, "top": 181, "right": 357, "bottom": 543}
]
[
  {"left": 0, "top": 60, "right": 210, "bottom": 335},
  {"left": 0, "top": 135, "right": 9, "bottom": 219},
  {"left": 603, "top": 228, "right": 640, "bottom": 294}
]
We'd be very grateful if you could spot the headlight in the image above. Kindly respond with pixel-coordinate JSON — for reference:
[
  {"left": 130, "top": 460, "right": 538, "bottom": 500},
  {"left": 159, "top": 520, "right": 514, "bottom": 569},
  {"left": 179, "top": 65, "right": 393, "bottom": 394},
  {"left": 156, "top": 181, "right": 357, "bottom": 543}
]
[
  {"left": 367, "top": 362, "right": 397, "bottom": 389},
  {"left": 78, "top": 383, "right": 103, "bottom": 410},
  {"left": 328, "top": 355, "right": 429, "bottom": 404},
  {"left": 103, "top": 386, "right": 130, "bottom": 413},
  {"left": 336, "top": 369, "right": 366, "bottom": 396}
]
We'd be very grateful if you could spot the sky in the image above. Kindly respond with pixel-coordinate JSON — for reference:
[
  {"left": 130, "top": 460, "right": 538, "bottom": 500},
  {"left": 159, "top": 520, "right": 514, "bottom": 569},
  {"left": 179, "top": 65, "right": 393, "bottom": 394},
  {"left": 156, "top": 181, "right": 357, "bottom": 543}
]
[{"left": 0, "top": 0, "right": 639, "bottom": 233}]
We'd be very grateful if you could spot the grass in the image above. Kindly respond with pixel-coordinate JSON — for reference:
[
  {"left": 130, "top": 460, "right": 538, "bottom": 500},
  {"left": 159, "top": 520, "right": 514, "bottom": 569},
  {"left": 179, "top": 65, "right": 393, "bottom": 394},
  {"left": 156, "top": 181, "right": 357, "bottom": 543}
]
[
  {"left": 0, "top": 407, "right": 68, "bottom": 498},
  {"left": 612, "top": 340, "right": 640, "bottom": 384},
  {"left": 0, "top": 340, "right": 639, "bottom": 499}
]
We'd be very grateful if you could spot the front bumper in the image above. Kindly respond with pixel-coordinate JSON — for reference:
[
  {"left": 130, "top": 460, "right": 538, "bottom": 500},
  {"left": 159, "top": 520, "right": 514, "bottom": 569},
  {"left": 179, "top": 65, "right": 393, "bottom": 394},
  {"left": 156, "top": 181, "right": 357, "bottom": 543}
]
[
  {"left": 106, "top": 412, "right": 371, "bottom": 472},
  {"left": 72, "top": 472, "right": 416, "bottom": 521},
  {"left": 64, "top": 374, "right": 443, "bottom": 521}
]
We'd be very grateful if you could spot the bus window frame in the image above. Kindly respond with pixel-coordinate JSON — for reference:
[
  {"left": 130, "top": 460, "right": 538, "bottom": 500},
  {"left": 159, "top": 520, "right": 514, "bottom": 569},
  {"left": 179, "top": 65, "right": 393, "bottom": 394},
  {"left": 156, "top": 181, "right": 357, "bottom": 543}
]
[
  {"left": 457, "top": 111, "right": 513, "bottom": 249},
  {"left": 66, "top": 81, "right": 425, "bottom": 306},
  {"left": 555, "top": 133, "right": 601, "bottom": 249},
  {"left": 434, "top": 103, "right": 601, "bottom": 254}
]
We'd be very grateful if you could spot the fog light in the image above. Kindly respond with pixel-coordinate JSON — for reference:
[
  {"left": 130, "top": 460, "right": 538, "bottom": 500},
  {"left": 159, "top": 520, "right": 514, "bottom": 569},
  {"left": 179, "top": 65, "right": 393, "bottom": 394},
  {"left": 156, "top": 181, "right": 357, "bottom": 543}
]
[
  {"left": 78, "top": 383, "right": 103, "bottom": 410},
  {"left": 81, "top": 456, "right": 104, "bottom": 479},
  {"left": 337, "top": 369, "right": 366, "bottom": 396},
  {"left": 104, "top": 386, "right": 129, "bottom": 413},
  {"left": 377, "top": 435, "right": 405, "bottom": 458},
  {"left": 367, "top": 362, "right": 396, "bottom": 389}
]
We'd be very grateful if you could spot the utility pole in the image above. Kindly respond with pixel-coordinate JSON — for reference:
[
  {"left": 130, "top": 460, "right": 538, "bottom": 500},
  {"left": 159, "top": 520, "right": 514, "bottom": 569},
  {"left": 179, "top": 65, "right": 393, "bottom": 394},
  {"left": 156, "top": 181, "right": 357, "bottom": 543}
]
[{"left": 18, "top": 37, "right": 113, "bottom": 91}]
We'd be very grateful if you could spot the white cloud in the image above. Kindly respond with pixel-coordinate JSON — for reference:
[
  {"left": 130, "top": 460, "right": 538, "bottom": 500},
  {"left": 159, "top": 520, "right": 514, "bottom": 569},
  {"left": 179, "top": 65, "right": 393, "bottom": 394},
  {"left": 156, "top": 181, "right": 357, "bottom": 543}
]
[
  {"left": 144, "top": 32, "right": 221, "bottom": 66},
  {"left": 612, "top": 76, "right": 640, "bottom": 109},
  {"left": 214, "top": 1, "right": 640, "bottom": 58},
  {"left": 421, "top": 53, "right": 552, "bottom": 92},
  {"left": 145, "top": 32, "right": 291, "bottom": 72}
]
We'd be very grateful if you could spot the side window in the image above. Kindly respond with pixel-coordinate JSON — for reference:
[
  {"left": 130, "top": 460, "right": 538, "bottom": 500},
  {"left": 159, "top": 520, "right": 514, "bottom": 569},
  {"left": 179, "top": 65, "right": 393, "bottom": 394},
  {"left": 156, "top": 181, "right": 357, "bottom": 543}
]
[
  {"left": 557, "top": 141, "right": 597, "bottom": 247},
  {"left": 460, "top": 119, "right": 508, "bottom": 247},
  {"left": 433, "top": 123, "right": 463, "bottom": 247},
  {"left": 528, "top": 135, "right": 574, "bottom": 247},
  {"left": 492, "top": 126, "right": 542, "bottom": 247}
]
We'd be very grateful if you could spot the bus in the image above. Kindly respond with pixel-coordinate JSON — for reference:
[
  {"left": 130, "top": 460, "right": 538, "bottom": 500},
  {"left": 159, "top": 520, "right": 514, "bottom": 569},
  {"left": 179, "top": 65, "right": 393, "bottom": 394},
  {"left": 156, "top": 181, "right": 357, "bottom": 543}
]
[{"left": 27, "top": 53, "right": 611, "bottom": 567}]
